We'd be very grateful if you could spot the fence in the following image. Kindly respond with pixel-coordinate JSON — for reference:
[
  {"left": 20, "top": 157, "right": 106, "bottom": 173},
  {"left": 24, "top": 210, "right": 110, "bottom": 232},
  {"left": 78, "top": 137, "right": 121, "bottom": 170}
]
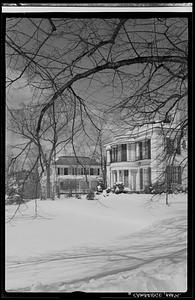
[{"left": 58, "top": 178, "right": 99, "bottom": 194}]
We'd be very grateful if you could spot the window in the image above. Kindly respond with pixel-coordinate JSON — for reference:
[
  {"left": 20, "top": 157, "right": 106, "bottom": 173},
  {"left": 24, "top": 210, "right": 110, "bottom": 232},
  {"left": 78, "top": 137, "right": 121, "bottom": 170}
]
[
  {"left": 110, "top": 148, "right": 112, "bottom": 162},
  {"left": 112, "top": 170, "right": 117, "bottom": 183},
  {"left": 143, "top": 167, "right": 151, "bottom": 187},
  {"left": 57, "top": 168, "right": 64, "bottom": 175},
  {"left": 111, "top": 144, "right": 127, "bottom": 162},
  {"left": 111, "top": 146, "right": 118, "bottom": 162},
  {"left": 124, "top": 170, "right": 129, "bottom": 177},
  {"left": 166, "top": 138, "right": 181, "bottom": 155},
  {"left": 139, "top": 142, "right": 143, "bottom": 160},
  {"left": 144, "top": 140, "right": 151, "bottom": 159},
  {"left": 64, "top": 168, "right": 68, "bottom": 175},
  {"left": 117, "top": 145, "right": 121, "bottom": 162},
  {"left": 128, "top": 143, "right": 136, "bottom": 161},
  {"left": 90, "top": 168, "right": 94, "bottom": 175},
  {"left": 97, "top": 168, "right": 100, "bottom": 175},
  {"left": 166, "top": 138, "right": 175, "bottom": 154},
  {"left": 166, "top": 166, "right": 182, "bottom": 184},
  {"left": 84, "top": 168, "right": 89, "bottom": 175},
  {"left": 70, "top": 167, "right": 77, "bottom": 175},
  {"left": 136, "top": 140, "right": 151, "bottom": 160},
  {"left": 136, "top": 142, "right": 140, "bottom": 160},
  {"left": 147, "top": 167, "right": 152, "bottom": 186},
  {"left": 74, "top": 168, "right": 77, "bottom": 176},
  {"left": 182, "top": 139, "right": 187, "bottom": 150},
  {"left": 60, "top": 181, "right": 64, "bottom": 190},
  {"left": 176, "top": 138, "right": 181, "bottom": 155},
  {"left": 121, "top": 144, "right": 127, "bottom": 161},
  {"left": 119, "top": 170, "right": 122, "bottom": 181}
]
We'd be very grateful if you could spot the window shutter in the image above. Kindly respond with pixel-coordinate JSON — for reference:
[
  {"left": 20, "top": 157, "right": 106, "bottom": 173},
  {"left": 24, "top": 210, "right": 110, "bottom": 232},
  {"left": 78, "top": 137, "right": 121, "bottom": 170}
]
[
  {"left": 110, "top": 148, "right": 113, "bottom": 163},
  {"left": 166, "top": 166, "right": 171, "bottom": 182},
  {"left": 121, "top": 144, "right": 127, "bottom": 161},
  {"left": 75, "top": 168, "right": 77, "bottom": 176},
  {"left": 166, "top": 138, "right": 174, "bottom": 154},
  {"left": 116, "top": 145, "right": 118, "bottom": 162},
  {"left": 132, "top": 143, "right": 136, "bottom": 161},
  {"left": 148, "top": 167, "right": 151, "bottom": 185},
  {"left": 139, "top": 142, "right": 143, "bottom": 160},
  {"left": 148, "top": 140, "right": 151, "bottom": 159},
  {"left": 178, "top": 166, "right": 182, "bottom": 184},
  {"left": 182, "top": 139, "right": 187, "bottom": 150},
  {"left": 135, "top": 142, "right": 140, "bottom": 160},
  {"left": 118, "top": 145, "right": 121, "bottom": 162},
  {"left": 140, "top": 168, "right": 143, "bottom": 190}
]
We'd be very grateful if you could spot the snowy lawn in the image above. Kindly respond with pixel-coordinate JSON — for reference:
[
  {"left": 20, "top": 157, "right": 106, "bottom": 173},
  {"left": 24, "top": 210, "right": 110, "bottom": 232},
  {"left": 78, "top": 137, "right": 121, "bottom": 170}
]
[{"left": 5, "top": 192, "right": 187, "bottom": 292}]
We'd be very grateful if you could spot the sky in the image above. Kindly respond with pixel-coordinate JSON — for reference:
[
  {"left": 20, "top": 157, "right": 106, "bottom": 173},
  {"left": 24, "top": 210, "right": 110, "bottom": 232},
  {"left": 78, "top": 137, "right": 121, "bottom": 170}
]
[{"left": 5, "top": 16, "right": 188, "bottom": 159}]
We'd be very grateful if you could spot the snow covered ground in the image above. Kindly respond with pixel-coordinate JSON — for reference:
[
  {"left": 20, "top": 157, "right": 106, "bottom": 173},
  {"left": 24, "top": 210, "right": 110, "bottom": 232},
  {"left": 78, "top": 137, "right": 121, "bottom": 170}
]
[{"left": 5, "top": 192, "right": 187, "bottom": 292}]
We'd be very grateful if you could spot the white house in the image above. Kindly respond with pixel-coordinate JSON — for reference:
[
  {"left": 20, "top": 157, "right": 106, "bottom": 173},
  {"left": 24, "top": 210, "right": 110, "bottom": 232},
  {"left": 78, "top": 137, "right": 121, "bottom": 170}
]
[
  {"left": 105, "top": 123, "right": 187, "bottom": 192},
  {"left": 41, "top": 156, "right": 102, "bottom": 197}
]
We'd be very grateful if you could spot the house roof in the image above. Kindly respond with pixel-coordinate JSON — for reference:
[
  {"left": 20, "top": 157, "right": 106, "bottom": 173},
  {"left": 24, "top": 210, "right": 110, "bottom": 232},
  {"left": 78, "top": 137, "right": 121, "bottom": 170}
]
[
  {"left": 54, "top": 156, "right": 100, "bottom": 166},
  {"left": 104, "top": 123, "right": 179, "bottom": 147}
]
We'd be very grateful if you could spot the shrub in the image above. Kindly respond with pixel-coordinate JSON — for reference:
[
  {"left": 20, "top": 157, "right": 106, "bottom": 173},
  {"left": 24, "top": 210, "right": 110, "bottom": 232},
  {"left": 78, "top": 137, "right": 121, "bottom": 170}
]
[
  {"left": 170, "top": 183, "right": 184, "bottom": 193},
  {"left": 75, "top": 193, "right": 81, "bottom": 199},
  {"left": 6, "top": 194, "right": 24, "bottom": 205},
  {"left": 148, "top": 182, "right": 167, "bottom": 194},
  {"left": 67, "top": 190, "right": 73, "bottom": 198},
  {"left": 143, "top": 186, "right": 151, "bottom": 194},
  {"left": 86, "top": 190, "right": 95, "bottom": 200},
  {"left": 6, "top": 177, "right": 24, "bottom": 205},
  {"left": 106, "top": 187, "right": 111, "bottom": 194},
  {"left": 113, "top": 182, "right": 125, "bottom": 194},
  {"left": 148, "top": 182, "right": 184, "bottom": 194}
]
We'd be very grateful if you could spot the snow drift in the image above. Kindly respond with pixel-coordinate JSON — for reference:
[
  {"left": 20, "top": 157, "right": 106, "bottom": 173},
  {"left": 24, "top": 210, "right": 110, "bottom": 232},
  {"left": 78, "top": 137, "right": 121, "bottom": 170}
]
[{"left": 5, "top": 192, "right": 187, "bottom": 292}]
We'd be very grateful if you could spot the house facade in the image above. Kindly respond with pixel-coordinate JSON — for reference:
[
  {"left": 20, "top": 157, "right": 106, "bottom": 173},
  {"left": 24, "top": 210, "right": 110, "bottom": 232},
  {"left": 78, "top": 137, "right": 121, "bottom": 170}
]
[
  {"left": 41, "top": 156, "right": 102, "bottom": 197},
  {"left": 105, "top": 123, "right": 187, "bottom": 192}
]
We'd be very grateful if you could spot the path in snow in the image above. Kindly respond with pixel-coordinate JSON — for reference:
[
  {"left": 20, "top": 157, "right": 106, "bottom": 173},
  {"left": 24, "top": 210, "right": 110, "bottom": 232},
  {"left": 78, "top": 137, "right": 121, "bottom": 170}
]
[{"left": 6, "top": 215, "right": 187, "bottom": 292}]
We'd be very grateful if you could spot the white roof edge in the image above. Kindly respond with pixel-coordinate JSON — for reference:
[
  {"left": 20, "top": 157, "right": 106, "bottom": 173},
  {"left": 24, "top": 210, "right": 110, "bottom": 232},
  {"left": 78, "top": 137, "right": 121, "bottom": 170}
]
[{"left": 104, "top": 123, "right": 179, "bottom": 146}]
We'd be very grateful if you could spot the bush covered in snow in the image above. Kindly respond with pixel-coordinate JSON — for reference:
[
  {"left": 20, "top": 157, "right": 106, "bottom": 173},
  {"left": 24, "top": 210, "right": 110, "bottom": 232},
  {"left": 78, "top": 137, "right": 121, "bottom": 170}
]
[
  {"left": 67, "top": 190, "right": 73, "bottom": 198},
  {"left": 147, "top": 182, "right": 187, "bottom": 195},
  {"left": 112, "top": 182, "right": 125, "bottom": 194},
  {"left": 6, "top": 177, "right": 24, "bottom": 205},
  {"left": 86, "top": 190, "right": 95, "bottom": 200}
]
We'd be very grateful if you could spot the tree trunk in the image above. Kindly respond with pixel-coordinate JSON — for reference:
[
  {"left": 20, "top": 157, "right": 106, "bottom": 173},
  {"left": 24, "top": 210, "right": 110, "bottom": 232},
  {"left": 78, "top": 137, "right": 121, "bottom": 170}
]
[
  {"left": 103, "top": 157, "right": 107, "bottom": 188},
  {"left": 46, "top": 165, "right": 51, "bottom": 199},
  {"left": 166, "top": 192, "right": 169, "bottom": 205}
]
